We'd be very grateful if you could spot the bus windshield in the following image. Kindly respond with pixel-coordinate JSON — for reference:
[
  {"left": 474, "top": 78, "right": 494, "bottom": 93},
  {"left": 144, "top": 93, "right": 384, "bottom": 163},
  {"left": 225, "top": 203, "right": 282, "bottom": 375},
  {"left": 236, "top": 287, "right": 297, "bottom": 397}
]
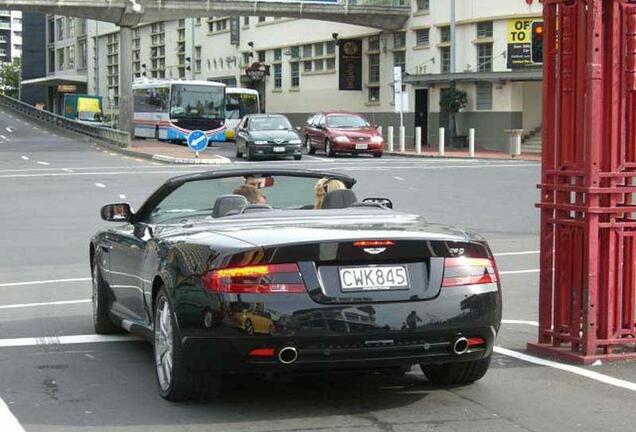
[
  {"left": 226, "top": 92, "right": 259, "bottom": 120},
  {"left": 169, "top": 84, "right": 224, "bottom": 120}
]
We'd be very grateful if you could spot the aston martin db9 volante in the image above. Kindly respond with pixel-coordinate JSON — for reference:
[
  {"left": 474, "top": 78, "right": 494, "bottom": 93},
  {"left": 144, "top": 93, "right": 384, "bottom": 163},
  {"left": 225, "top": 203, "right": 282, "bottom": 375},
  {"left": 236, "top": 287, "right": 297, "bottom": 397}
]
[{"left": 90, "top": 169, "right": 501, "bottom": 401}]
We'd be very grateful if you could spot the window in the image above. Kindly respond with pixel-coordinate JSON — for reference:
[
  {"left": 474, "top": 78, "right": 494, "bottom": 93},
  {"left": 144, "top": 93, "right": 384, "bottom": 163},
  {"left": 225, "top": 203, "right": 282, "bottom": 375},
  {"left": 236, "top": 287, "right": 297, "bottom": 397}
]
[
  {"left": 77, "top": 19, "right": 86, "bottom": 36},
  {"left": 440, "top": 46, "right": 450, "bottom": 73},
  {"left": 178, "top": 19, "right": 185, "bottom": 28},
  {"left": 290, "top": 46, "right": 300, "bottom": 59},
  {"left": 368, "top": 35, "right": 380, "bottom": 52},
  {"left": 13, "top": 17, "right": 21, "bottom": 25},
  {"left": 477, "top": 21, "right": 493, "bottom": 39},
  {"left": 417, "top": 0, "right": 430, "bottom": 11},
  {"left": 67, "top": 17, "right": 74, "bottom": 38},
  {"left": 291, "top": 61, "right": 300, "bottom": 87},
  {"left": 78, "top": 40, "right": 87, "bottom": 69},
  {"left": 216, "top": 19, "right": 227, "bottom": 32},
  {"left": 326, "top": 41, "right": 335, "bottom": 55},
  {"left": 56, "top": 18, "right": 64, "bottom": 41},
  {"left": 0, "top": 35, "right": 5, "bottom": 43},
  {"left": 368, "top": 86, "right": 380, "bottom": 102},
  {"left": 477, "top": 43, "right": 493, "bottom": 72},
  {"left": 257, "top": 51, "right": 265, "bottom": 62},
  {"left": 48, "top": 48, "right": 55, "bottom": 72},
  {"left": 314, "top": 43, "right": 323, "bottom": 57},
  {"left": 302, "top": 44, "right": 312, "bottom": 58},
  {"left": 243, "top": 16, "right": 249, "bottom": 26},
  {"left": 195, "top": 46, "right": 202, "bottom": 73},
  {"left": 393, "top": 32, "right": 406, "bottom": 49},
  {"left": 48, "top": 18, "right": 55, "bottom": 43},
  {"left": 242, "top": 52, "right": 250, "bottom": 65},
  {"left": 440, "top": 26, "right": 450, "bottom": 43},
  {"left": 393, "top": 50, "right": 405, "bottom": 73},
  {"left": 273, "top": 48, "right": 282, "bottom": 61},
  {"left": 300, "top": 42, "right": 336, "bottom": 73},
  {"left": 273, "top": 63, "right": 282, "bottom": 88},
  {"left": 476, "top": 82, "right": 493, "bottom": 110},
  {"left": 67, "top": 45, "right": 75, "bottom": 70},
  {"left": 196, "top": 17, "right": 202, "bottom": 26},
  {"left": 258, "top": 16, "right": 266, "bottom": 23},
  {"left": 368, "top": 53, "right": 380, "bottom": 83},
  {"left": 416, "top": 28, "right": 430, "bottom": 46},
  {"left": 56, "top": 48, "right": 64, "bottom": 70}
]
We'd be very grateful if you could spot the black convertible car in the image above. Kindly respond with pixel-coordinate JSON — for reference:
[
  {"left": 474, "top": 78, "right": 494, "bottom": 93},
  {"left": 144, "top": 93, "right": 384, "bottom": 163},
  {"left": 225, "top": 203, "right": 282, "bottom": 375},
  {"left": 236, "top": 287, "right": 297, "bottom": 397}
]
[{"left": 90, "top": 168, "right": 501, "bottom": 401}]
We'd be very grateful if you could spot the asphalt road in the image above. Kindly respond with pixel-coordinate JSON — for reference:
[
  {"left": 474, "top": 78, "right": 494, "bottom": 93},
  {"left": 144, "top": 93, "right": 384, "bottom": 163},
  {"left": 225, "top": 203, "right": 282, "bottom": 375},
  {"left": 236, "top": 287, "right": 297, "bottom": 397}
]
[{"left": 0, "top": 108, "right": 635, "bottom": 432}]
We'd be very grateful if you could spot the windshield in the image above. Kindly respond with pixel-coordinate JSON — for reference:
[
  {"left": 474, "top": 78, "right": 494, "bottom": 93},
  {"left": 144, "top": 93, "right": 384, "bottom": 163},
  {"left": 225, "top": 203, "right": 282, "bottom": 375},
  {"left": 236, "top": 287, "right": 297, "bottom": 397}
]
[
  {"left": 169, "top": 84, "right": 225, "bottom": 120},
  {"left": 326, "top": 115, "right": 370, "bottom": 128},
  {"left": 78, "top": 111, "right": 102, "bottom": 122},
  {"left": 249, "top": 116, "right": 292, "bottom": 131},
  {"left": 147, "top": 175, "right": 350, "bottom": 223},
  {"left": 226, "top": 92, "right": 259, "bottom": 120}
]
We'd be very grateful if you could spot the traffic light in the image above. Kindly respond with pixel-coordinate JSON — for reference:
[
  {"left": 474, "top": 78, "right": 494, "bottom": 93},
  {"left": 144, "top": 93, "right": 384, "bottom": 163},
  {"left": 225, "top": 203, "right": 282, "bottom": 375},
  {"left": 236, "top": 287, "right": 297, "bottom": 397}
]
[{"left": 532, "top": 21, "right": 544, "bottom": 64}]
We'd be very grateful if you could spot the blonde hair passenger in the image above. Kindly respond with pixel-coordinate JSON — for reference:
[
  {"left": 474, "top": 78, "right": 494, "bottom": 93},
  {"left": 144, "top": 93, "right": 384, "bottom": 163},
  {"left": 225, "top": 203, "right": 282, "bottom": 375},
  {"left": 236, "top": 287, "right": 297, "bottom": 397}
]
[{"left": 314, "top": 177, "right": 347, "bottom": 209}]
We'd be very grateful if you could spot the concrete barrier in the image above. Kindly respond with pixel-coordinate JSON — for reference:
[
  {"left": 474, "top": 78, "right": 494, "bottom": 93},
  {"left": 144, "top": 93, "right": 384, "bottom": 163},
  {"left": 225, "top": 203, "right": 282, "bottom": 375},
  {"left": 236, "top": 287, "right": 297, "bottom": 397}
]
[
  {"left": 468, "top": 128, "right": 475, "bottom": 158},
  {"left": 438, "top": 127, "right": 445, "bottom": 156},
  {"left": 415, "top": 126, "right": 422, "bottom": 154},
  {"left": 0, "top": 94, "right": 130, "bottom": 148}
]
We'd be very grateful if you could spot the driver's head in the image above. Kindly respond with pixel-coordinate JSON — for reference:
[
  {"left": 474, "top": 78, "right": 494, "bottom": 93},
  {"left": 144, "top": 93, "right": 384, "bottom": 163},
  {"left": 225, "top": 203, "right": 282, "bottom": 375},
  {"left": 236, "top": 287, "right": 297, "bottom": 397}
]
[
  {"left": 244, "top": 176, "right": 262, "bottom": 188},
  {"left": 233, "top": 184, "right": 266, "bottom": 204}
]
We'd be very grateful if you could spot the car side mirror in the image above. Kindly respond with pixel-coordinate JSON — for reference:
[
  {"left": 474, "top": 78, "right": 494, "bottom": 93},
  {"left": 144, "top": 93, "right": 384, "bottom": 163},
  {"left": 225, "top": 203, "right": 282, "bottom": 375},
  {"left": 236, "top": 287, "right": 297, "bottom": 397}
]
[
  {"left": 363, "top": 197, "right": 393, "bottom": 209},
  {"left": 101, "top": 203, "right": 133, "bottom": 222}
]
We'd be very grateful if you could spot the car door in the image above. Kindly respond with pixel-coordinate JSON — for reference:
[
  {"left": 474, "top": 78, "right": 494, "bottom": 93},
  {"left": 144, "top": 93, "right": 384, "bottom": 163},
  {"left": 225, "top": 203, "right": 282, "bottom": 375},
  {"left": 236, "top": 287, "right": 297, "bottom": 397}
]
[
  {"left": 303, "top": 114, "right": 315, "bottom": 144},
  {"left": 235, "top": 117, "right": 248, "bottom": 154},
  {"left": 106, "top": 221, "right": 153, "bottom": 323},
  {"left": 314, "top": 114, "right": 326, "bottom": 148}
]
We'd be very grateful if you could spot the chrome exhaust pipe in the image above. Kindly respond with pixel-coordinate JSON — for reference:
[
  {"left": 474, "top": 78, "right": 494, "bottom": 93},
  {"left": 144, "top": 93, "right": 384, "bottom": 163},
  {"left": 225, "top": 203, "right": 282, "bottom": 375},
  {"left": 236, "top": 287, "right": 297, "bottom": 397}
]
[
  {"left": 278, "top": 346, "right": 298, "bottom": 364},
  {"left": 452, "top": 337, "right": 469, "bottom": 355}
]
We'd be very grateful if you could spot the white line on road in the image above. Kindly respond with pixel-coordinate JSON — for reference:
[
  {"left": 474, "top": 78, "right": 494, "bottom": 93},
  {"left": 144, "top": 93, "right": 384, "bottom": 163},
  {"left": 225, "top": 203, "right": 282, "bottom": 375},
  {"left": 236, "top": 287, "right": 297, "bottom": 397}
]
[
  {"left": 499, "top": 269, "right": 540, "bottom": 275},
  {"left": 494, "top": 250, "right": 540, "bottom": 257},
  {"left": 6, "top": 127, "right": 13, "bottom": 133},
  {"left": 0, "top": 299, "right": 90, "bottom": 310},
  {"left": 0, "top": 135, "right": 7, "bottom": 140},
  {"left": 0, "top": 170, "right": 195, "bottom": 179},
  {"left": 119, "top": 194, "right": 127, "bottom": 199},
  {"left": 0, "top": 278, "right": 90, "bottom": 288},
  {"left": 494, "top": 346, "right": 636, "bottom": 393},
  {"left": 501, "top": 319, "right": 539, "bottom": 326},
  {"left": 95, "top": 183, "right": 106, "bottom": 188},
  {"left": 0, "top": 397, "right": 25, "bottom": 432},
  {"left": 394, "top": 176, "right": 405, "bottom": 181},
  {"left": 62, "top": 168, "right": 73, "bottom": 173},
  {"left": 20, "top": 156, "right": 28, "bottom": 161},
  {"left": 0, "top": 334, "right": 141, "bottom": 348},
  {"left": 36, "top": 161, "right": 50, "bottom": 166}
]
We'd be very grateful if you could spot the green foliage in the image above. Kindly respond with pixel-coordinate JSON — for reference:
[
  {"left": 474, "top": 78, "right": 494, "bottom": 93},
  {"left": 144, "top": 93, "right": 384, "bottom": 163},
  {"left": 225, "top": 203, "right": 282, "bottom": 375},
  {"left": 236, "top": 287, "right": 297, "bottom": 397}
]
[
  {"left": 0, "top": 59, "right": 21, "bottom": 98},
  {"left": 439, "top": 87, "right": 468, "bottom": 114}
]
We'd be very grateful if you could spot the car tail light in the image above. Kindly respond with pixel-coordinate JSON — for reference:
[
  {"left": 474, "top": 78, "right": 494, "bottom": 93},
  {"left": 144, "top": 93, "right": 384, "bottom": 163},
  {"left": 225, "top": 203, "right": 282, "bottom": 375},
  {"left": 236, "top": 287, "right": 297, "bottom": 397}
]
[
  {"left": 442, "top": 257, "right": 498, "bottom": 288},
  {"left": 249, "top": 348, "right": 275, "bottom": 357},
  {"left": 467, "top": 337, "right": 486, "bottom": 347},
  {"left": 202, "top": 263, "right": 306, "bottom": 294},
  {"left": 353, "top": 240, "right": 395, "bottom": 247}
]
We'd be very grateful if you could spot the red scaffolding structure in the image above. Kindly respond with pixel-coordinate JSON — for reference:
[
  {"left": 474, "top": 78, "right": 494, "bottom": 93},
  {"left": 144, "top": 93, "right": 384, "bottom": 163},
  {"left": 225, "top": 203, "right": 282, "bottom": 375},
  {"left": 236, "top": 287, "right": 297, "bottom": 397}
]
[{"left": 527, "top": 0, "right": 636, "bottom": 363}]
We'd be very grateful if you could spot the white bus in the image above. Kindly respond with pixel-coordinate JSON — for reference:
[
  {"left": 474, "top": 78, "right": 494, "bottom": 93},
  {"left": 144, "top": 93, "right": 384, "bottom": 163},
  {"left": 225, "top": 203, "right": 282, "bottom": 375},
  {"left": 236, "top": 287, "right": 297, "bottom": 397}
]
[
  {"left": 223, "top": 87, "right": 260, "bottom": 141},
  {"left": 132, "top": 79, "right": 226, "bottom": 143}
]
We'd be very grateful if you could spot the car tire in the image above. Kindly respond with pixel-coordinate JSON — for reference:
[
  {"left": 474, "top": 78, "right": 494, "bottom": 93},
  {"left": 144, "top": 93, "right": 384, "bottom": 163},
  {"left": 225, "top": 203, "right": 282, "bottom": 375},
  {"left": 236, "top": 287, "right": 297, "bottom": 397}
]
[
  {"left": 245, "top": 319, "right": 254, "bottom": 335},
  {"left": 294, "top": 155, "right": 302, "bottom": 161},
  {"left": 154, "top": 288, "right": 221, "bottom": 401},
  {"left": 420, "top": 355, "right": 492, "bottom": 386},
  {"left": 325, "top": 139, "right": 335, "bottom": 157},
  {"left": 235, "top": 144, "right": 243, "bottom": 159},
  {"left": 91, "top": 259, "right": 122, "bottom": 335},
  {"left": 306, "top": 137, "right": 315, "bottom": 154},
  {"left": 246, "top": 145, "right": 255, "bottom": 161}
]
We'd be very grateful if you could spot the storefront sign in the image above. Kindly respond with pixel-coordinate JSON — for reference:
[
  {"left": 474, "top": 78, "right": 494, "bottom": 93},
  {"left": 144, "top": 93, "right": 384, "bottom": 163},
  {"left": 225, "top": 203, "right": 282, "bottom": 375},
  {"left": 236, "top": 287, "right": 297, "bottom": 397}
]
[
  {"left": 507, "top": 18, "right": 542, "bottom": 69},
  {"left": 57, "top": 85, "right": 77, "bottom": 93},
  {"left": 338, "top": 38, "right": 362, "bottom": 91},
  {"left": 244, "top": 62, "right": 267, "bottom": 82},
  {"left": 230, "top": 17, "right": 240, "bottom": 46}
]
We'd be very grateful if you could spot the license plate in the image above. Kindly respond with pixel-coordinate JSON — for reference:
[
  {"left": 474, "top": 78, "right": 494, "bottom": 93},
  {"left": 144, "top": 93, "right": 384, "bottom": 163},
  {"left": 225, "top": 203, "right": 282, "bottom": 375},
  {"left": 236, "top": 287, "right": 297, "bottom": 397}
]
[
  {"left": 355, "top": 143, "right": 368, "bottom": 150},
  {"left": 339, "top": 266, "right": 409, "bottom": 291},
  {"left": 273, "top": 146, "right": 286, "bottom": 152}
]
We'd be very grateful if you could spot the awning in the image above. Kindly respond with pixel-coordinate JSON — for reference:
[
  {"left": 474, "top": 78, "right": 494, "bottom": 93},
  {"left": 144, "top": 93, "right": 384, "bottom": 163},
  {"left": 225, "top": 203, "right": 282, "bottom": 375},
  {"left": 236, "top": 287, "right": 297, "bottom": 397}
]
[
  {"left": 403, "top": 69, "right": 543, "bottom": 85},
  {"left": 21, "top": 75, "right": 88, "bottom": 86}
]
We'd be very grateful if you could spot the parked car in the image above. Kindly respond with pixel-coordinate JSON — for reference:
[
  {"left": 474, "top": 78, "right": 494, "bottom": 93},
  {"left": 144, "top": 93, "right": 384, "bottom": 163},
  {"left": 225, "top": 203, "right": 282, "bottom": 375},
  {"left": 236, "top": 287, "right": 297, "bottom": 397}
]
[
  {"left": 91, "top": 168, "right": 501, "bottom": 401},
  {"left": 302, "top": 111, "right": 384, "bottom": 157},
  {"left": 235, "top": 114, "right": 303, "bottom": 161}
]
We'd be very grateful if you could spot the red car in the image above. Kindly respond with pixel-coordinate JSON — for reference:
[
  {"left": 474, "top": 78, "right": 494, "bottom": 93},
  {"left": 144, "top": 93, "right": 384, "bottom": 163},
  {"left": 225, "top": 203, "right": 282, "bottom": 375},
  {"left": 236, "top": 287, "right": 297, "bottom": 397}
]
[{"left": 302, "top": 112, "right": 384, "bottom": 157}]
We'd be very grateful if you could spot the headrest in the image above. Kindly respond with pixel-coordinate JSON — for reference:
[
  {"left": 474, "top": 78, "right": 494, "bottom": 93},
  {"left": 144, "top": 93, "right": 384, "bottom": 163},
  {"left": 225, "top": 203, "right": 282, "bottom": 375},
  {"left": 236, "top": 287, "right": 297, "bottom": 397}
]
[
  {"left": 322, "top": 189, "right": 357, "bottom": 209},
  {"left": 212, "top": 194, "right": 248, "bottom": 218}
]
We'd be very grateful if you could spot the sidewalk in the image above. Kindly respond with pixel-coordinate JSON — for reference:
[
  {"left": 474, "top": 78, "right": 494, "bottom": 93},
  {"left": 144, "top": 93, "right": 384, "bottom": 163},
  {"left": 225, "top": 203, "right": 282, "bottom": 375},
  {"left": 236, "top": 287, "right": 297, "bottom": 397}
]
[
  {"left": 387, "top": 145, "right": 541, "bottom": 161},
  {"left": 105, "top": 139, "right": 231, "bottom": 165}
]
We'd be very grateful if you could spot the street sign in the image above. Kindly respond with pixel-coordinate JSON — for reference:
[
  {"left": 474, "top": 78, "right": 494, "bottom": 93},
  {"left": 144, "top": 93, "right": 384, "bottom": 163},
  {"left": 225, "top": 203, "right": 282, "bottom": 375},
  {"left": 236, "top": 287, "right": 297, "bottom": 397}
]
[
  {"left": 393, "top": 66, "right": 403, "bottom": 115},
  {"left": 187, "top": 130, "right": 208, "bottom": 153}
]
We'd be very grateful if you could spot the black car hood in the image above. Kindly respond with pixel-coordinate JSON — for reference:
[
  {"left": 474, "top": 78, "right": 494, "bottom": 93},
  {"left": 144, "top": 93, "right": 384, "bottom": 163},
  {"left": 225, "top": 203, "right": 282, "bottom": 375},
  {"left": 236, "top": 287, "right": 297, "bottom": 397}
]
[
  {"left": 248, "top": 130, "right": 300, "bottom": 141},
  {"left": 153, "top": 209, "right": 471, "bottom": 248}
]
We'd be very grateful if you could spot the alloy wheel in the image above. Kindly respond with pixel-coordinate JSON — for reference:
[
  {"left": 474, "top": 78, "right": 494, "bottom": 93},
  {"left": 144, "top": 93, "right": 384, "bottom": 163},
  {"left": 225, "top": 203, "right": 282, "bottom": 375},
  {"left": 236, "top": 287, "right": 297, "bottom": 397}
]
[{"left": 155, "top": 296, "right": 174, "bottom": 392}]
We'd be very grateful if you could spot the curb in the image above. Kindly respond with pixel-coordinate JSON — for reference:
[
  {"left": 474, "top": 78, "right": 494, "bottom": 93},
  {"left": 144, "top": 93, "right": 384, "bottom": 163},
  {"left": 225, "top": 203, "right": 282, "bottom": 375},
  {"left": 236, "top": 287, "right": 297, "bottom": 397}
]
[
  {"left": 386, "top": 151, "right": 541, "bottom": 162},
  {"left": 152, "top": 154, "right": 232, "bottom": 165}
]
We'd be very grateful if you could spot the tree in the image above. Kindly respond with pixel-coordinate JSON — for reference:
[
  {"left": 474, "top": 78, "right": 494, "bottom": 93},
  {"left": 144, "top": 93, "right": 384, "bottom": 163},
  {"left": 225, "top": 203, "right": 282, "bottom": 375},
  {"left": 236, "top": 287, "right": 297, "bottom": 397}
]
[
  {"left": 0, "top": 59, "right": 21, "bottom": 99},
  {"left": 439, "top": 86, "right": 468, "bottom": 146}
]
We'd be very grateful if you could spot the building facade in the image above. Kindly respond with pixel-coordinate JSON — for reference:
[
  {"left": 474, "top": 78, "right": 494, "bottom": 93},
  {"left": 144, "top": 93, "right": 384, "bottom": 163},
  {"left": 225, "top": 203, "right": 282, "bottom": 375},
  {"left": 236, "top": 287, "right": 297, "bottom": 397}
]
[
  {"left": 25, "top": 0, "right": 544, "bottom": 151},
  {"left": 0, "top": 10, "right": 21, "bottom": 63}
]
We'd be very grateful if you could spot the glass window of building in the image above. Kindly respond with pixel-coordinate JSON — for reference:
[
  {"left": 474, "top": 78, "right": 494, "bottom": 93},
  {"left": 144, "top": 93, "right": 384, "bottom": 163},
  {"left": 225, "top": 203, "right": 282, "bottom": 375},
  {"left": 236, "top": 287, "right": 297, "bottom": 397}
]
[
  {"left": 56, "top": 18, "right": 64, "bottom": 41},
  {"left": 67, "top": 18, "right": 74, "bottom": 38},
  {"left": 393, "top": 32, "right": 406, "bottom": 49},
  {"left": 417, "top": 0, "right": 430, "bottom": 11},
  {"left": 195, "top": 46, "right": 202, "bottom": 72},
  {"left": 290, "top": 46, "right": 300, "bottom": 59},
  {"left": 67, "top": 46, "right": 74, "bottom": 70},
  {"left": 368, "top": 86, "right": 380, "bottom": 102},
  {"left": 78, "top": 40, "right": 87, "bottom": 69},
  {"left": 440, "top": 26, "right": 450, "bottom": 43},
  {"left": 258, "top": 16, "right": 266, "bottom": 23},
  {"left": 303, "top": 60, "right": 312, "bottom": 72},
  {"left": 416, "top": 28, "right": 430, "bottom": 46},
  {"left": 302, "top": 45, "right": 312, "bottom": 58},
  {"left": 48, "top": 18, "right": 55, "bottom": 43},
  {"left": 57, "top": 48, "right": 64, "bottom": 70},
  {"left": 274, "top": 48, "right": 282, "bottom": 61},
  {"left": 257, "top": 51, "right": 265, "bottom": 62},
  {"left": 326, "top": 41, "right": 335, "bottom": 55},
  {"left": 476, "top": 82, "right": 493, "bottom": 110},
  {"left": 314, "top": 43, "right": 324, "bottom": 57},
  {"left": 291, "top": 61, "right": 300, "bottom": 87},
  {"left": 477, "top": 21, "right": 493, "bottom": 39},
  {"left": 48, "top": 48, "right": 55, "bottom": 72},
  {"left": 477, "top": 43, "right": 493, "bottom": 72},
  {"left": 368, "top": 53, "right": 380, "bottom": 83},
  {"left": 393, "top": 50, "right": 406, "bottom": 73},
  {"left": 368, "top": 35, "right": 380, "bottom": 52},
  {"left": 243, "top": 16, "right": 249, "bottom": 26},
  {"left": 273, "top": 63, "right": 282, "bottom": 88},
  {"left": 326, "top": 57, "right": 336, "bottom": 71},
  {"left": 314, "top": 59, "right": 324, "bottom": 72},
  {"left": 440, "top": 46, "right": 450, "bottom": 73}
]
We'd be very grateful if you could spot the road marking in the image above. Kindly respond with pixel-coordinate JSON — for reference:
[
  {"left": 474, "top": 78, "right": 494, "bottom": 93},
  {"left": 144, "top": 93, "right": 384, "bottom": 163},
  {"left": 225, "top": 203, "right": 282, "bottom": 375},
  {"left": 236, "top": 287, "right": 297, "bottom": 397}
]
[
  {"left": 499, "top": 269, "right": 540, "bottom": 275},
  {"left": 0, "top": 170, "right": 199, "bottom": 179},
  {"left": 36, "top": 161, "right": 50, "bottom": 166},
  {"left": 494, "top": 250, "right": 540, "bottom": 257},
  {"left": 62, "top": 168, "right": 73, "bottom": 173},
  {"left": 20, "top": 156, "right": 28, "bottom": 161},
  {"left": 0, "top": 165, "right": 178, "bottom": 174},
  {"left": 494, "top": 346, "right": 636, "bottom": 393},
  {"left": 6, "top": 127, "right": 13, "bottom": 133},
  {"left": 0, "top": 278, "right": 90, "bottom": 288},
  {"left": 119, "top": 194, "right": 127, "bottom": 199},
  {"left": 501, "top": 319, "right": 539, "bottom": 326},
  {"left": 108, "top": 152, "right": 118, "bottom": 156},
  {"left": 0, "top": 299, "right": 91, "bottom": 310},
  {"left": 0, "top": 135, "right": 7, "bottom": 140},
  {"left": 394, "top": 176, "right": 405, "bottom": 181},
  {"left": 95, "top": 183, "right": 106, "bottom": 188},
  {"left": 0, "top": 334, "right": 141, "bottom": 348},
  {"left": 0, "top": 397, "right": 25, "bottom": 432}
]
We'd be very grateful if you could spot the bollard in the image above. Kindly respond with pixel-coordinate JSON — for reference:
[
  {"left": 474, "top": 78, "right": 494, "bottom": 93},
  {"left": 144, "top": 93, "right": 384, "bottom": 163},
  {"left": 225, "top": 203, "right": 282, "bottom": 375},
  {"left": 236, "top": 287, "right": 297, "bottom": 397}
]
[
  {"left": 415, "top": 127, "right": 422, "bottom": 154},
  {"left": 399, "top": 126, "right": 405, "bottom": 153},
  {"left": 505, "top": 129, "right": 523, "bottom": 158},
  {"left": 387, "top": 126, "right": 394, "bottom": 152},
  {"left": 438, "top": 127, "right": 445, "bottom": 156},
  {"left": 468, "top": 128, "right": 475, "bottom": 158}
]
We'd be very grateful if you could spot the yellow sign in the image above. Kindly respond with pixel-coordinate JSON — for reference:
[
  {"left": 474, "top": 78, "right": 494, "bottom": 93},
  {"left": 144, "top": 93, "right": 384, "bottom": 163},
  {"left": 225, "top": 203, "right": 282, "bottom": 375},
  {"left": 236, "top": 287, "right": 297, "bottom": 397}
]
[
  {"left": 77, "top": 97, "right": 101, "bottom": 113},
  {"left": 507, "top": 19, "right": 534, "bottom": 44}
]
